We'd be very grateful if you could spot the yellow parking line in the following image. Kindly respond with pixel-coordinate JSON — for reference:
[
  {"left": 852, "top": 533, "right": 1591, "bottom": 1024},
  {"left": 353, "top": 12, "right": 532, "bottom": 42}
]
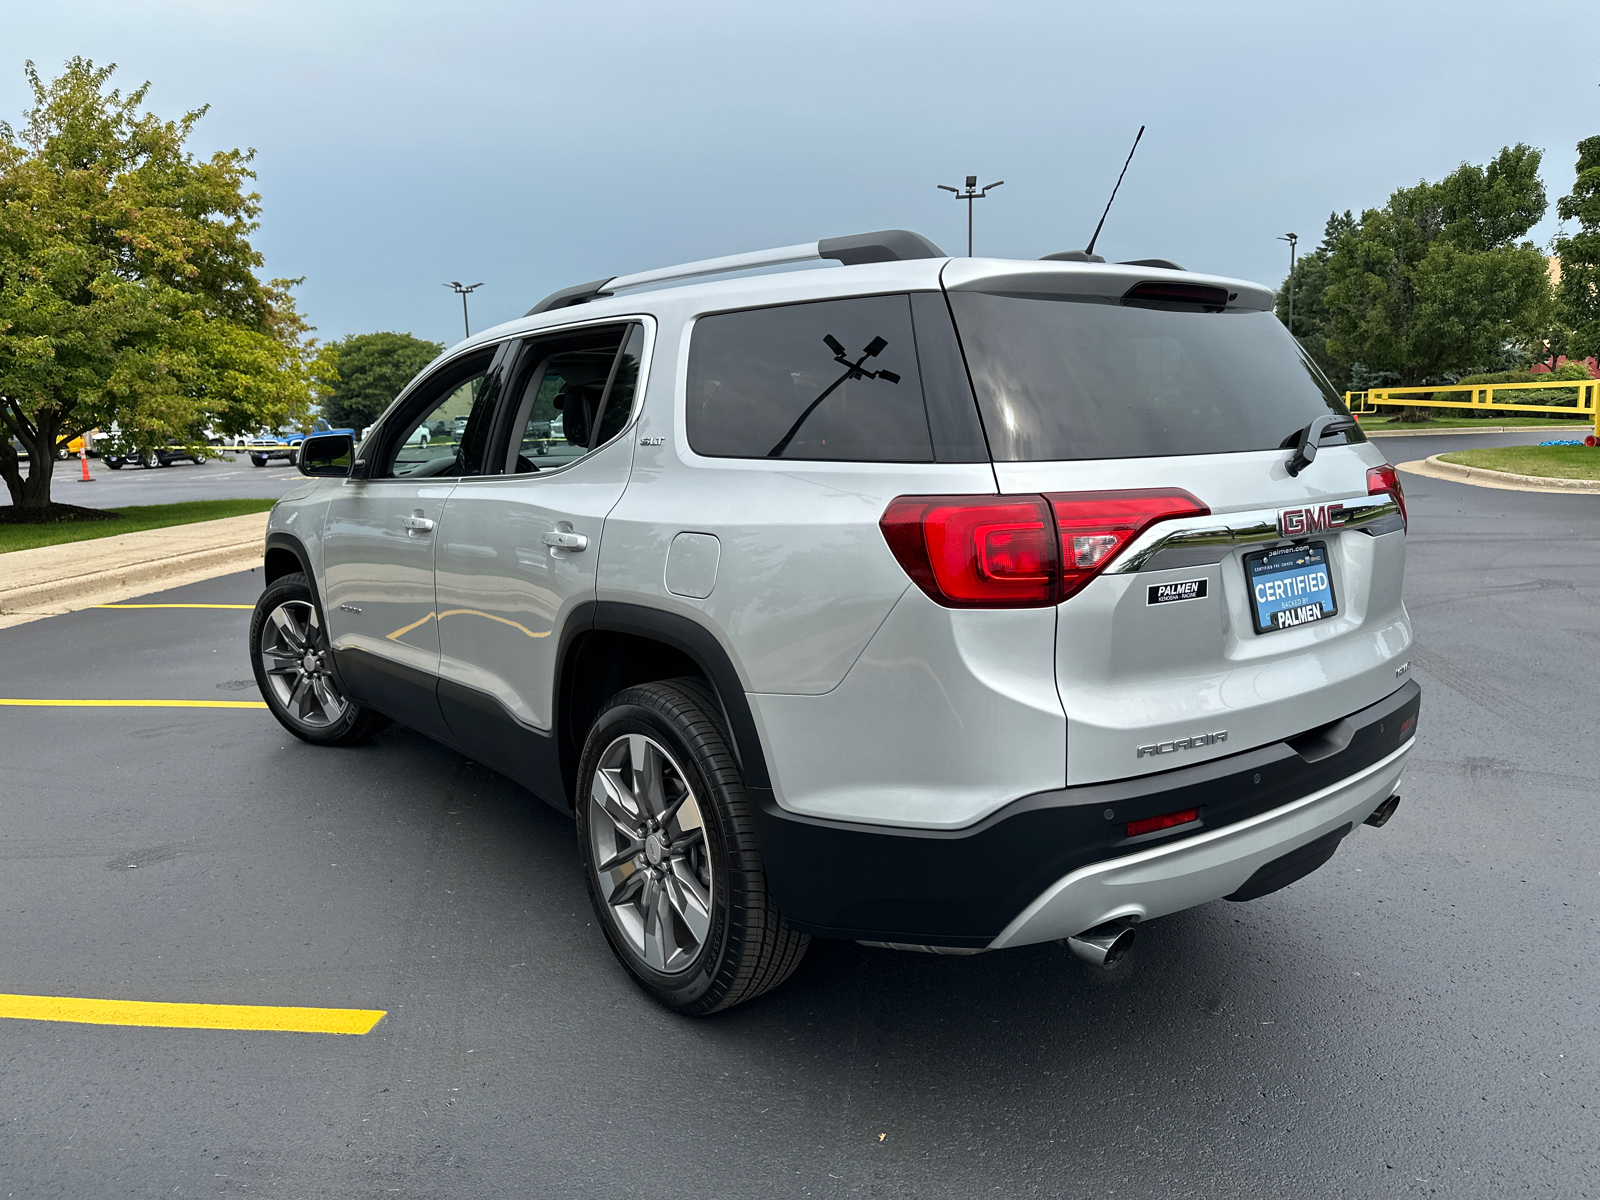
[
  {"left": 0, "top": 699, "right": 267, "bottom": 709},
  {"left": 94, "top": 603, "right": 255, "bottom": 610},
  {"left": 0, "top": 992, "right": 385, "bottom": 1034}
]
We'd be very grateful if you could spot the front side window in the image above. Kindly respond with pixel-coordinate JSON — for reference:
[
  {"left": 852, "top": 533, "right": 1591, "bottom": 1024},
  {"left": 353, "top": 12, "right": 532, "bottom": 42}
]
[
  {"left": 686, "top": 295, "right": 932, "bottom": 462},
  {"left": 380, "top": 351, "right": 499, "bottom": 478}
]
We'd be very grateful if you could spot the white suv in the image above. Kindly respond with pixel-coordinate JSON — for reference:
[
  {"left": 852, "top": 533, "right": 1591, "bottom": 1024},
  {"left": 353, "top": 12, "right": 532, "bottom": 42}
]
[{"left": 250, "top": 230, "right": 1418, "bottom": 1014}]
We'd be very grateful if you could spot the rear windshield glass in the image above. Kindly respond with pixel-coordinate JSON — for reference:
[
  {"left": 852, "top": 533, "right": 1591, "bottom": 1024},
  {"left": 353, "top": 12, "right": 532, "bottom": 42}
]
[
  {"left": 687, "top": 295, "right": 932, "bottom": 462},
  {"left": 947, "top": 292, "right": 1357, "bottom": 461}
]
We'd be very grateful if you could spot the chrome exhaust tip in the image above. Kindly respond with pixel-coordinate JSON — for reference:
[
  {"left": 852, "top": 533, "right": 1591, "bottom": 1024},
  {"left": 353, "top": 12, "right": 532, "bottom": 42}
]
[
  {"left": 1065, "top": 921, "right": 1136, "bottom": 969},
  {"left": 1365, "top": 793, "right": 1401, "bottom": 828}
]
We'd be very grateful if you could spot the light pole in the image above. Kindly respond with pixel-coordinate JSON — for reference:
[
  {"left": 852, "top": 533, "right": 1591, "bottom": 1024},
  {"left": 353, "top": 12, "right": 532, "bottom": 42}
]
[
  {"left": 445, "top": 281, "right": 484, "bottom": 339},
  {"left": 1277, "top": 233, "right": 1298, "bottom": 337},
  {"left": 937, "top": 175, "right": 1004, "bottom": 256}
]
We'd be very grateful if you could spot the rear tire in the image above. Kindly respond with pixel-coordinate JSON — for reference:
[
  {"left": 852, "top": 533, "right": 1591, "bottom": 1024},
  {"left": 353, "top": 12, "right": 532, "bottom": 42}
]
[
  {"left": 106, "top": 458, "right": 123, "bottom": 470},
  {"left": 250, "top": 572, "right": 390, "bottom": 746},
  {"left": 575, "top": 679, "right": 809, "bottom": 1015}
]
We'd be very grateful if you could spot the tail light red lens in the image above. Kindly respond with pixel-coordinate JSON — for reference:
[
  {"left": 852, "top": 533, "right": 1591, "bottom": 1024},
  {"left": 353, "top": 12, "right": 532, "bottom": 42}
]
[
  {"left": 1366, "top": 464, "right": 1407, "bottom": 531},
  {"left": 880, "top": 496, "right": 1057, "bottom": 607},
  {"left": 1047, "top": 489, "right": 1210, "bottom": 601},
  {"left": 880, "top": 488, "right": 1207, "bottom": 608}
]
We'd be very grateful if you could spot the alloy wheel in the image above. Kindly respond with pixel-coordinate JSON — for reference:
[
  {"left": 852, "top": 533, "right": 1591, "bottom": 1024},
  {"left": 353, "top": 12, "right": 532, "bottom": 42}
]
[
  {"left": 587, "top": 733, "right": 714, "bottom": 974},
  {"left": 257, "top": 599, "right": 348, "bottom": 728}
]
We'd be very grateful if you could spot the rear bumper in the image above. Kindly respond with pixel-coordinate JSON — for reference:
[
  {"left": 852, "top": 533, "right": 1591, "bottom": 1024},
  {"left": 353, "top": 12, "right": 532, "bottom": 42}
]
[
  {"left": 989, "top": 737, "right": 1409, "bottom": 948},
  {"left": 749, "top": 680, "right": 1420, "bottom": 947}
]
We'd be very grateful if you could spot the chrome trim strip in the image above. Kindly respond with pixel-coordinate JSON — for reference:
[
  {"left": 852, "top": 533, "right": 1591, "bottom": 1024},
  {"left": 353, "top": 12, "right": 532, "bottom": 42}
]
[{"left": 1106, "top": 495, "right": 1401, "bottom": 574}]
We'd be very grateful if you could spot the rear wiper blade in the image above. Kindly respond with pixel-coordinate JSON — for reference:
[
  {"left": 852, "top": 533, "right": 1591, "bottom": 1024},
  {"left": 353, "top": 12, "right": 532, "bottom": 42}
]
[{"left": 1282, "top": 414, "right": 1357, "bottom": 477}]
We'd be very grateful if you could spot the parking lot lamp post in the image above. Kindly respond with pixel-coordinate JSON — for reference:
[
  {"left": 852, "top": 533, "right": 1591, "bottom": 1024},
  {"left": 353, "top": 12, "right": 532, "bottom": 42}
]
[
  {"left": 445, "top": 281, "right": 484, "bottom": 339},
  {"left": 1277, "top": 233, "right": 1298, "bottom": 337},
  {"left": 937, "top": 176, "right": 1005, "bottom": 256}
]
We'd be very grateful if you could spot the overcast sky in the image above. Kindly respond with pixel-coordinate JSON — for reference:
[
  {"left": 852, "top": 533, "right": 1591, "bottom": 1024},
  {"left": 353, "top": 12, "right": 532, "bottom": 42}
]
[{"left": 6, "top": 0, "right": 1597, "bottom": 348}]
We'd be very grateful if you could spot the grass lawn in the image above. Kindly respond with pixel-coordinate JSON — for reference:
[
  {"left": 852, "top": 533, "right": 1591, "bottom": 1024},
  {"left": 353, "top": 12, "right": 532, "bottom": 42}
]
[
  {"left": 1439, "top": 446, "right": 1600, "bottom": 481},
  {"left": 0, "top": 498, "right": 276, "bottom": 554},
  {"left": 1358, "top": 416, "right": 1592, "bottom": 432}
]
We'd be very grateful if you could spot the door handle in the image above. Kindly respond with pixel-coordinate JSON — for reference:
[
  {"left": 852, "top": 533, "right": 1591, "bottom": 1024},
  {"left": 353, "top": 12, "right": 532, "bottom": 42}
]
[
  {"left": 542, "top": 530, "right": 588, "bottom": 551},
  {"left": 402, "top": 515, "right": 435, "bottom": 532}
]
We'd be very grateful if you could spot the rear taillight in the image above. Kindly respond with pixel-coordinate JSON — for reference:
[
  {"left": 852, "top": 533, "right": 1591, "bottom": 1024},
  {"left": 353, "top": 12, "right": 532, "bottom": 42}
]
[
  {"left": 1366, "top": 464, "right": 1407, "bottom": 531},
  {"left": 1047, "top": 489, "right": 1209, "bottom": 601},
  {"left": 880, "top": 489, "right": 1207, "bottom": 608},
  {"left": 880, "top": 496, "right": 1057, "bottom": 607}
]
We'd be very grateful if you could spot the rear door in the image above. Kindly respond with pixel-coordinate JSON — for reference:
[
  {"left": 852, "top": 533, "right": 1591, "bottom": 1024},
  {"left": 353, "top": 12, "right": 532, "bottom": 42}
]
[
  {"left": 431, "top": 320, "right": 647, "bottom": 800},
  {"left": 943, "top": 262, "right": 1410, "bottom": 786}
]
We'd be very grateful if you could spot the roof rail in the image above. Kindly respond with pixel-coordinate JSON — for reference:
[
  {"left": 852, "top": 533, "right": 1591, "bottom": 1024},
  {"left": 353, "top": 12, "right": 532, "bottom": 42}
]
[{"left": 525, "top": 229, "right": 945, "bottom": 316}]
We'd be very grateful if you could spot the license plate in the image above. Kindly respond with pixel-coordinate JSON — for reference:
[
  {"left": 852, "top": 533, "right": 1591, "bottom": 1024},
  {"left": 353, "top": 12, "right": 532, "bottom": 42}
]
[{"left": 1246, "top": 543, "right": 1337, "bottom": 634}]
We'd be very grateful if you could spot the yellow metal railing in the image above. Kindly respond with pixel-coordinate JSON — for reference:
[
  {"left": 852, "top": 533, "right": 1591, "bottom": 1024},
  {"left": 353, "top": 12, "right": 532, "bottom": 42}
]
[{"left": 1344, "top": 379, "right": 1600, "bottom": 435}]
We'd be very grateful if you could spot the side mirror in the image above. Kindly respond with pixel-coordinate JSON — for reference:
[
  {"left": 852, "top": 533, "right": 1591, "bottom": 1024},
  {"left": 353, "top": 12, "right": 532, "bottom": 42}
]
[{"left": 298, "top": 432, "right": 354, "bottom": 477}]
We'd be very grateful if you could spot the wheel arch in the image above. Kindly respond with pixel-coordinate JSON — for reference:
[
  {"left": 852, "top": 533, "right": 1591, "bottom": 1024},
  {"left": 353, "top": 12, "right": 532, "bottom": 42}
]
[
  {"left": 263, "top": 531, "right": 312, "bottom": 587},
  {"left": 556, "top": 602, "right": 773, "bottom": 808}
]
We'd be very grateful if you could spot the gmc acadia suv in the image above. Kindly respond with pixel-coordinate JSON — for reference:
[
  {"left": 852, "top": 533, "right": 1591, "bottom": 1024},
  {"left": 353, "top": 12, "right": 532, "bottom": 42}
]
[{"left": 249, "top": 230, "right": 1419, "bottom": 1014}]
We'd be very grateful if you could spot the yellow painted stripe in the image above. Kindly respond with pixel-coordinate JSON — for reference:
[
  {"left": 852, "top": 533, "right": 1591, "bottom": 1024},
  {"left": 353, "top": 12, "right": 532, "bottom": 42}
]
[
  {"left": 95, "top": 603, "right": 254, "bottom": 610},
  {"left": 0, "top": 992, "right": 385, "bottom": 1034},
  {"left": 0, "top": 699, "right": 267, "bottom": 709}
]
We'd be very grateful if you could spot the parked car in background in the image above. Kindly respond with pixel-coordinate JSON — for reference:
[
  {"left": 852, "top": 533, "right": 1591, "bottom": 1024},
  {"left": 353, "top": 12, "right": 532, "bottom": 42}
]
[
  {"left": 248, "top": 418, "right": 356, "bottom": 467},
  {"left": 100, "top": 432, "right": 207, "bottom": 470}
]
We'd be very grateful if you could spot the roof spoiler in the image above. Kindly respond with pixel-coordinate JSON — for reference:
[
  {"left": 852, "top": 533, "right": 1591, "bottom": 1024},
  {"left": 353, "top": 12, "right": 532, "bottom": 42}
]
[{"left": 525, "top": 229, "right": 946, "bottom": 316}]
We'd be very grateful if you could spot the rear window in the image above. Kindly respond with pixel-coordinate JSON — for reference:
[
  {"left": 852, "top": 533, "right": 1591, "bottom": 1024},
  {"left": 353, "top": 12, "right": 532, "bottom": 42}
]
[
  {"left": 947, "top": 291, "right": 1358, "bottom": 461},
  {"left": 687, "top": 295, "right": 932, "bottom": 462}
]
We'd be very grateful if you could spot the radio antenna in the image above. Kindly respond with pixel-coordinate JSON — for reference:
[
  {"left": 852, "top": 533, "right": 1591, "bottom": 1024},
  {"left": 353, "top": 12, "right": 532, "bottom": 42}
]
[{"left": 1084, "top": 125, "right": 1145, "bottom": 257}]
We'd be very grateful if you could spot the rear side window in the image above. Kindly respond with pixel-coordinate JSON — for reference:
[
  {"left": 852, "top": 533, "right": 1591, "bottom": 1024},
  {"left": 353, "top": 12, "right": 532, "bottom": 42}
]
[
  {"left": 687, "top": 295, "right": 932, "bottom": 461},
  {"left": 947, "top": 291, "right": 1358, "bottom": 461}
]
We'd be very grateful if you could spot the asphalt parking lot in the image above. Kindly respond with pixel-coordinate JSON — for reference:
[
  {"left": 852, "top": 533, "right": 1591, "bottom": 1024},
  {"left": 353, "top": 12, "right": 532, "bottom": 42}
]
[
  {"left": 1, "top": 431, "right": 1596, "bottom": 1198},
  {"left": 12, "top": 453, "right": 306, "bottom": 508}
]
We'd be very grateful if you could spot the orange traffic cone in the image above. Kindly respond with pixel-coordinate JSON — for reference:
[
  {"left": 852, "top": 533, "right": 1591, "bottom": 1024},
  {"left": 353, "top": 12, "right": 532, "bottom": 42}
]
[{"left": 79, "top": 444, "right": 93, "bottom": 482}]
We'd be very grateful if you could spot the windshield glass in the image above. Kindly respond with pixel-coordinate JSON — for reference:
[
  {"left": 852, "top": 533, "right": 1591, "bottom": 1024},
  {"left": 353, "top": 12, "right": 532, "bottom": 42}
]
[{"left": 946, "top": 292, "right": 1358, "bottom": 461}]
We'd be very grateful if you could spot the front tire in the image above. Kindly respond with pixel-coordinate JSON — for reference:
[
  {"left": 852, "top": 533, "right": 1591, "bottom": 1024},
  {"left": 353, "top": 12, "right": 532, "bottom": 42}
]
[
  {"left": 250, "top": 572, "right": 390, "bottom": 746},
  {"left": 575, "top": 679, "right": 808, "bottom": 1015},
  {"left": 250, "top": 454, "right": 268, "bottom": 467}
]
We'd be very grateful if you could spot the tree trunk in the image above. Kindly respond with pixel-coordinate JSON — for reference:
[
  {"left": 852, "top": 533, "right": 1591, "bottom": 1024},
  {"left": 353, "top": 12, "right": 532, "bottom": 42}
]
[{"left": 0, "top": 404, "right": 62, "bottom": 511}]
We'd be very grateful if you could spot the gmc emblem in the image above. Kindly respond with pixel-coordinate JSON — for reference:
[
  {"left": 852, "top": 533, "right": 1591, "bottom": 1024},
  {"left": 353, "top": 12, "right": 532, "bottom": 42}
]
[{"left": 1278, "top": 503, "right": 1344, "bottom": 537}]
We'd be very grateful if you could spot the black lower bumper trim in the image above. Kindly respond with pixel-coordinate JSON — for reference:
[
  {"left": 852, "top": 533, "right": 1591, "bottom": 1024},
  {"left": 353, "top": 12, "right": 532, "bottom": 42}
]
[
  {"left": 1224, "top": 822, "right": 1351, "bottom": 902},
  {"left": 749, "top": 680, "right": 1420, "bottom": 946}
]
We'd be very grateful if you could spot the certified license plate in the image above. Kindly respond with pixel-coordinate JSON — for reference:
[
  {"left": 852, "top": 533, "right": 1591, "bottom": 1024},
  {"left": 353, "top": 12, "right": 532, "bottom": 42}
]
[{"left": 1246, "top": 543, "right": 1337, "bottom": 634}]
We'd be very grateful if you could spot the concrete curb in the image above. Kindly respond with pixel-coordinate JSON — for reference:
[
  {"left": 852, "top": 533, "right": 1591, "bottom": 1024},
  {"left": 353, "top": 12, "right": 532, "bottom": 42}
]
[
  {"left": 1363, "top": 425, "right": 1589, "bottom": 438},
  {"left": 0, "top": 512, "right": 268, "bottom": 629},
  {"left": 1396, "top": 455, "right": 1600, "bottom": 495}
]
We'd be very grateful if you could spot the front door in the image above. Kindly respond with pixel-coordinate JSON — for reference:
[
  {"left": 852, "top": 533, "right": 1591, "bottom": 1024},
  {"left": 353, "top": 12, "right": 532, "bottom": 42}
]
[
  {"left": 322, "top": 345, "right": 504, "bottom": 737},
  {"left": 433, "top": 321, "right": 647, "bottom": 802}
]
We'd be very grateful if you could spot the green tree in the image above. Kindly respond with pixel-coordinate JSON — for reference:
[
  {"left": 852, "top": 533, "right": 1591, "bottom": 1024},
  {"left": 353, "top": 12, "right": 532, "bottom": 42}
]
[
  {"left": 322, "top": 332, "right": 443, "bottom": 429},
  {"left": 0, "top": 58, "right": 329, "bottom": 513},
  {"left": 1321, "top": 145, "right": 1552, "bottom": 386},
  {"left": 1553, "top": 135, "right": 1600, "bottom": 359},
  {"left": 1275, "top": 211, "right": 1355, "bottom": 392}
]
